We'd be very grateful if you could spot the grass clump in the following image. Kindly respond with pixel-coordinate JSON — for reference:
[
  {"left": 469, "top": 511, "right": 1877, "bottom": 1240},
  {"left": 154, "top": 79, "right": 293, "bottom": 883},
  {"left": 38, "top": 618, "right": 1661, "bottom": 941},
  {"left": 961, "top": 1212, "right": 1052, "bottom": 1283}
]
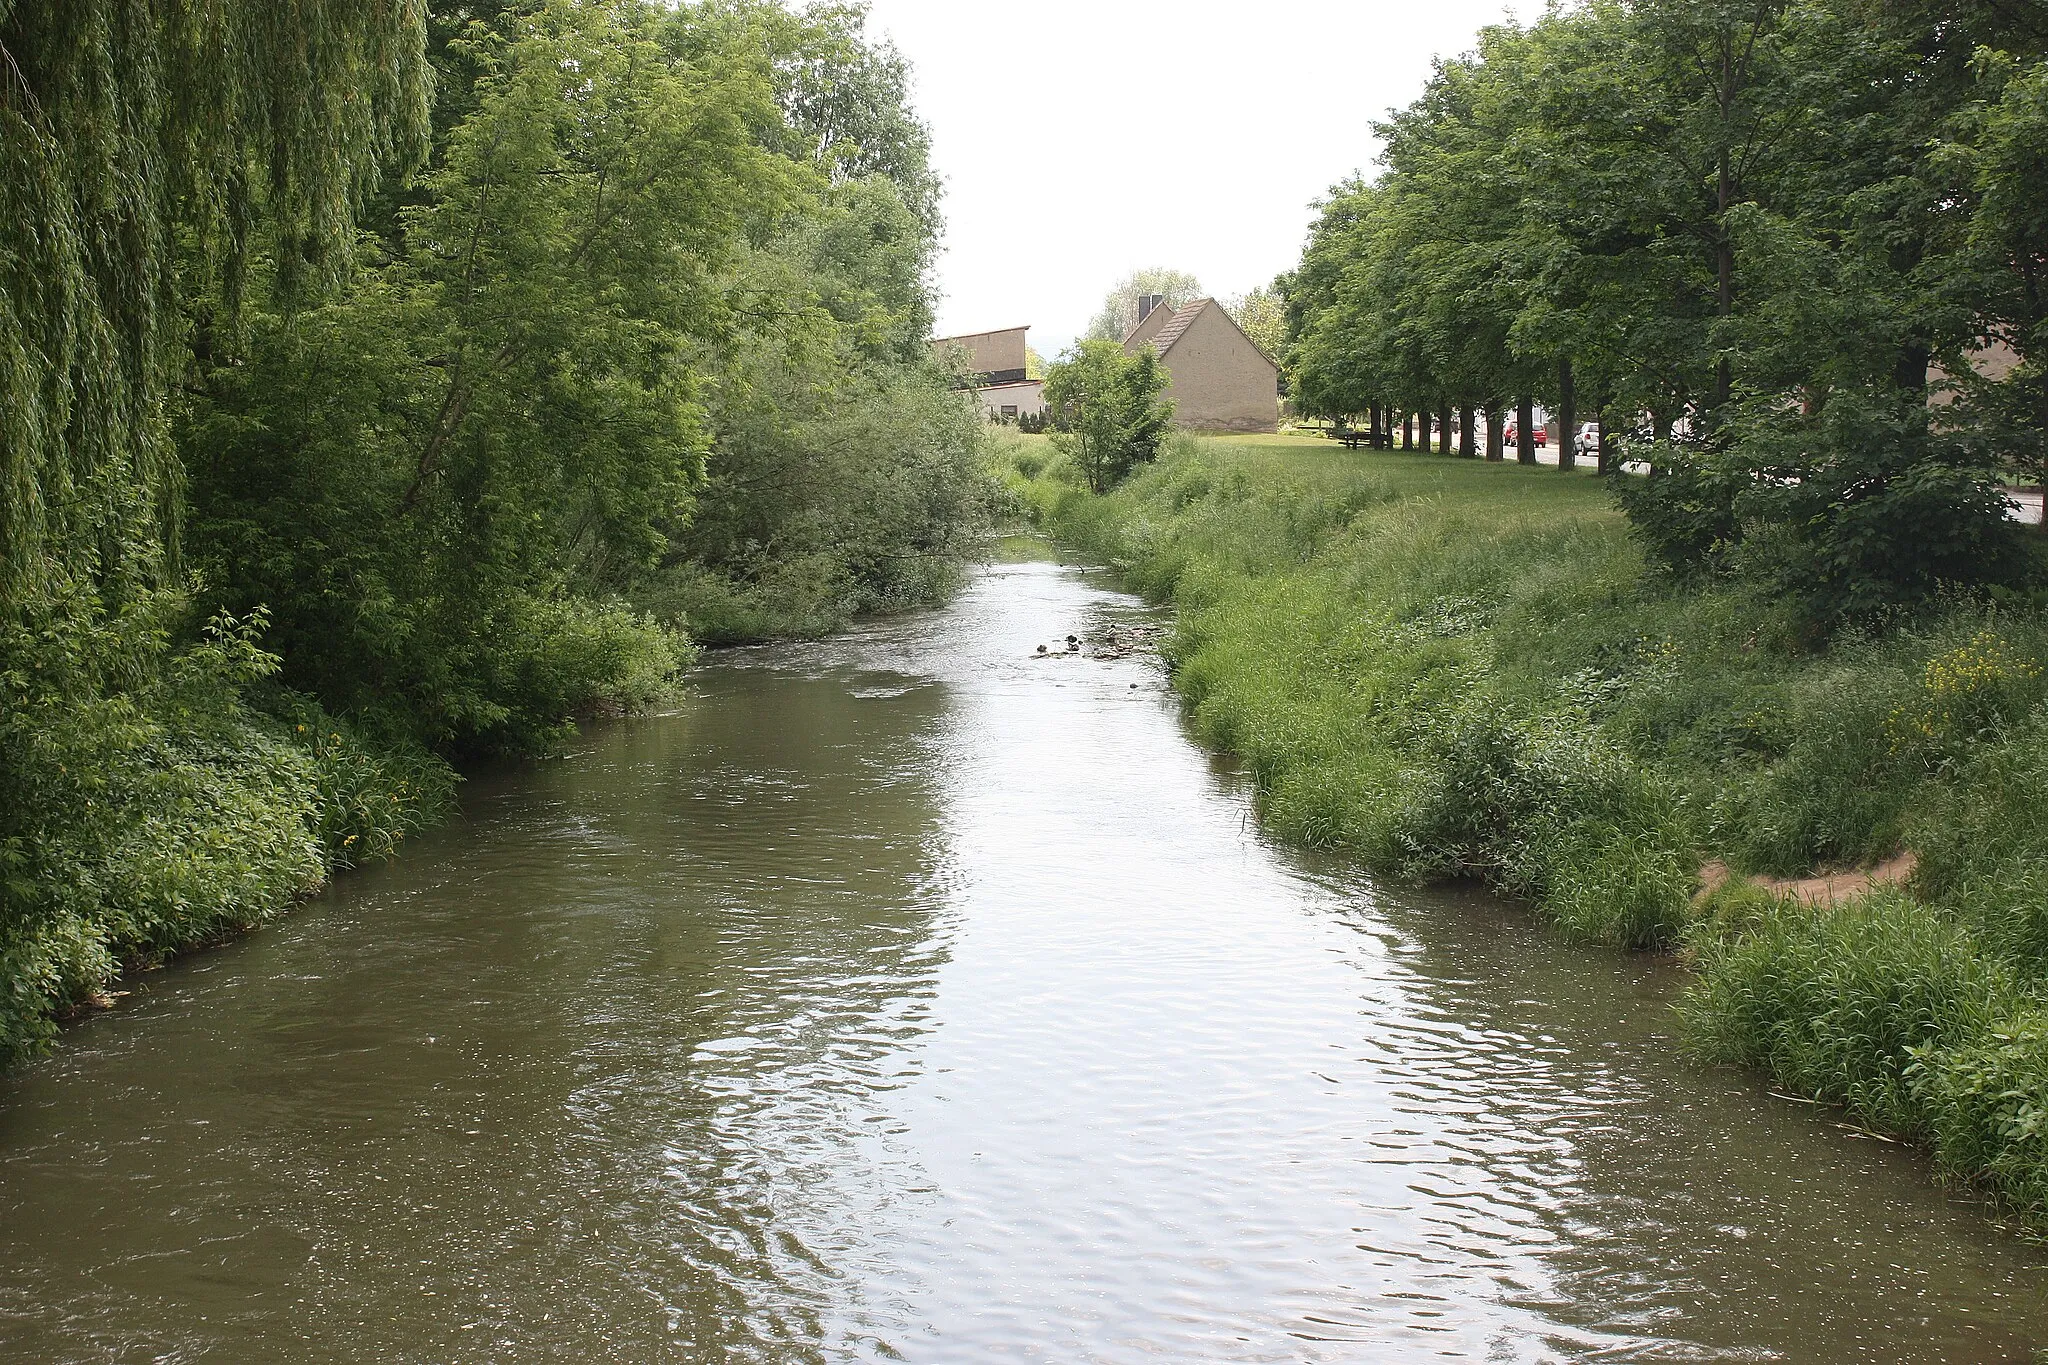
[{"left": 1004, "top": 430, "right": 2048, "bottom": 1221}]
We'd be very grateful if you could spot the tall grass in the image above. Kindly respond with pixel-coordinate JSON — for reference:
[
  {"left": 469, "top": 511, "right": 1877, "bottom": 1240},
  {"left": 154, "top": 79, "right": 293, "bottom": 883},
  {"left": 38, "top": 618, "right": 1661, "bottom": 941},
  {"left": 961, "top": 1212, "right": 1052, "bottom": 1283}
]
[{"left": 1007, "top": 431, "right": 2048, "bottom": 1221}]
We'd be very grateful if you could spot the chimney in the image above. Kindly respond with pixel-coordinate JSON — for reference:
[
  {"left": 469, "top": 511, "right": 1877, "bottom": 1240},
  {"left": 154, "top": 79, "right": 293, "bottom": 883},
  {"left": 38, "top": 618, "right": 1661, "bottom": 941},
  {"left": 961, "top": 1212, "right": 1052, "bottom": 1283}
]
[{"left": 1137, "top": 294, "right": 1166, "bottom": 324}]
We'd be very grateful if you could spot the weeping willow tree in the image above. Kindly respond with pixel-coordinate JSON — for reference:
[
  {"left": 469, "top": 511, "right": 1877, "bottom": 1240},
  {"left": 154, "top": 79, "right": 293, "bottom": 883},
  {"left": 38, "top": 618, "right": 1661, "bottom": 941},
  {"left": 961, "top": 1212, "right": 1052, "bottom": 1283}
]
[
  {"left": 0, "top": 4, "right": 431, "bottom": 1063},
  {"left": 0, "top": 0, "right": 430, "bottom": 610}
]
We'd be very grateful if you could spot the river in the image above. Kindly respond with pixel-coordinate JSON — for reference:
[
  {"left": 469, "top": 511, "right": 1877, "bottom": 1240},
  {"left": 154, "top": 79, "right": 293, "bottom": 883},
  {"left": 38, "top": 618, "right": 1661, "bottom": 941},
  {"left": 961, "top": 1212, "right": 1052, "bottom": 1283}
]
[{"left": 3, "top": 545, "right": 2047, "bottom": 1363}]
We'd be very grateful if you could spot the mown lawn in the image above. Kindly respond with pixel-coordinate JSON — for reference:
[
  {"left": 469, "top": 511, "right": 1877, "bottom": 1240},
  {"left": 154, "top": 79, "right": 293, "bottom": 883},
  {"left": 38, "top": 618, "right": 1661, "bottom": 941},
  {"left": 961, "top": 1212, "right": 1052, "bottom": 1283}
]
[{"left": 1000, "top": 428, "right": 2048, "bottom": 1224}]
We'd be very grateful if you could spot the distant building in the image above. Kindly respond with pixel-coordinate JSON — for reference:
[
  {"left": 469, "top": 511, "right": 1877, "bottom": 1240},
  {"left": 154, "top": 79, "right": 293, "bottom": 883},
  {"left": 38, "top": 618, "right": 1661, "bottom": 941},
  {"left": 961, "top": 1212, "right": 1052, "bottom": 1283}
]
[
  {"left": 1123, "top": 297, "right": 1278, "bottom": 433},
  {"left": 930, "top": 325, "right": 1045, "bottom": 421}
]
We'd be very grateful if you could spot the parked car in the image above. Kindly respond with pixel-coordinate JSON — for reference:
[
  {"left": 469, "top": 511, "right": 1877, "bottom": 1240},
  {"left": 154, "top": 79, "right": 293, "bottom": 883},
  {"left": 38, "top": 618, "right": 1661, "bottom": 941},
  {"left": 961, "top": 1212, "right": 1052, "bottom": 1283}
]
[
  {"left": 1501, "top": 420, "right": 1547, "bottom": 447},
  {"left": 1576, "top": 422, "right": 1601, "bottom": 455}
]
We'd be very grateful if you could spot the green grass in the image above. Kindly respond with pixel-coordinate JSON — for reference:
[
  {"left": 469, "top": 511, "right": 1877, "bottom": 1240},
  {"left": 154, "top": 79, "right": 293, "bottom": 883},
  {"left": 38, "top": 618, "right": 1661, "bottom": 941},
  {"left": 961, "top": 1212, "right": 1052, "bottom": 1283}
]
[{"left": 1008, "top": 430, "right": 2048, "bottom": 1223}]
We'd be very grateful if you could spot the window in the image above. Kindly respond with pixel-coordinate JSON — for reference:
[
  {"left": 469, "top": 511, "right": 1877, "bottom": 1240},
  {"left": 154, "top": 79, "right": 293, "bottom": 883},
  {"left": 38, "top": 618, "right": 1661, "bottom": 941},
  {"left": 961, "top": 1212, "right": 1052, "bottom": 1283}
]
[{"left": 1001, "top": 405, "right": 1017, "bottom": 419}]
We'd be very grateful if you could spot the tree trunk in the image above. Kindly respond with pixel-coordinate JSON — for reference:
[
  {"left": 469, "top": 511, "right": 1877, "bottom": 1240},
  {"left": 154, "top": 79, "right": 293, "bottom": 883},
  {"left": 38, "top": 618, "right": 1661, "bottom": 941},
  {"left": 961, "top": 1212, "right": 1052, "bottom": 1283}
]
[
  {"left": 1369, "top": 403, "right": 1383, "bottom": 449},
  {"left": 1438, "top": 402, "right": 1453, "bottom": 455},
  {"left": 1484, "top": 400, "right": 1504, "bottom": 461},
  {"left": 1458, "top": 404, "right": 1476, "bottom": 459},
  {"left": 1556, "top": 356, "right": 1577, "bottom": 472},
  {"left": 1403, "top": 412, "right": 1415, "bottom": 450},
  {"left": 1596, "top": 408, "right": 1613, "bottom": 475},
  {"left": 1516, "top": 394, "right": 1536, "bottom": 465}
]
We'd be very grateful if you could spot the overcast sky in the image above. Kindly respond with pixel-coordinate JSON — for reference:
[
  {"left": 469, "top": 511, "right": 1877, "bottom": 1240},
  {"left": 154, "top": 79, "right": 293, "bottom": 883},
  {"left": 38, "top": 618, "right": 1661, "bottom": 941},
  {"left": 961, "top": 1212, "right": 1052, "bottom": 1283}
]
[{"left": 860, "top": 0, "right": 1524, "bottom": 354}]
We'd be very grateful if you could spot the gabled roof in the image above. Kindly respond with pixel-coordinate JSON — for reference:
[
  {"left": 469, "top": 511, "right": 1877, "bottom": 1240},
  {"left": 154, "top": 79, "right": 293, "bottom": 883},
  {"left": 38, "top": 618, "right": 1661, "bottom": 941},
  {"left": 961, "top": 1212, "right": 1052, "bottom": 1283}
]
[
  {"left": 1144, "top": 300, "right": 1205, "bottom": 356},
  {"left": 1136, "top": 298, "right": 1279, "bottom": 371},
  {"left": 1121, "top": 296, "right": 1177, "bottom": 351}
]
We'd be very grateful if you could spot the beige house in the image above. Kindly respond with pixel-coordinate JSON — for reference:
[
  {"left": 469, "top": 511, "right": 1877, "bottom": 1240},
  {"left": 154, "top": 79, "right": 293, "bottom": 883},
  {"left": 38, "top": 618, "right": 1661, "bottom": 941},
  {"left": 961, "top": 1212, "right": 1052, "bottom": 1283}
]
[
  {"left": 929, "top": 324, "right": 1045, "bottom": 420},
  {"left": 1123, "top": 297, "right": 1278, "bottom": 433}
]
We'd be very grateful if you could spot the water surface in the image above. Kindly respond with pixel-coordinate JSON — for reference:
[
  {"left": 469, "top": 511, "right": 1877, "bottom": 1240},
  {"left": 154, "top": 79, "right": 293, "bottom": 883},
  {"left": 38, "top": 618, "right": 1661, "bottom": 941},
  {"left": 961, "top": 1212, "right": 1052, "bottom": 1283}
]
[{"left": 4, "top": 549, "right": 2047, "bottom": 1362}]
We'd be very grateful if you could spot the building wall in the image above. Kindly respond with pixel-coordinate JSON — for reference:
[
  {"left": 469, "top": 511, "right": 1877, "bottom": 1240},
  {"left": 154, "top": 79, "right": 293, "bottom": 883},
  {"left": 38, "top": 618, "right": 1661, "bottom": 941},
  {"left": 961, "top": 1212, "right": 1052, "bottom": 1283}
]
[
  {"left": 1124, "top": 299, "right": 1176, "bottom": 351},
  {"left": 1929, "top": 338, "right": 2020, "bottom": 408},
  {"left": 977, "top": 378, "right": 1045, "bottom": 419},
  {"left": 1153, "top": 305, "right": 1279, "bottom": 433},
  {"left": 931, "top": 326, "right": 1029, "bottom": 382}
]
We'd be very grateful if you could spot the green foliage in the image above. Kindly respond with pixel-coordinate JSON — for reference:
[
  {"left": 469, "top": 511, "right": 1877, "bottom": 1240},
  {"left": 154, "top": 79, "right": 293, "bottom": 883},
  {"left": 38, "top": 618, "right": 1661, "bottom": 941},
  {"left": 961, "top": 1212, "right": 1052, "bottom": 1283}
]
[
  {"left": 0, "top": 0, "right": 434, "bottom": 1064},
  {"left": 1912, "top": 710, "right": 2048, "bottom": 967},
  {"left": 1083, "top": 267, "right": 1202, "bottom": 343},
  {"left": 1283, "top": 0, "right": 2048, "bottom": 620},
  {"left": 1683, "top": 890, "right": 2010, "bottom": 1136},
  {"left": 1043, "top": 341, "right": 1174, "bottom": 494},
  {"left": 1222, "top": 285, "right": 1288, "bottom": 368},
  {"left": 0, "top": 0, "right": 430, "bottom": 612},
  {"left": 0, "top": 0, "right": 988, "bottom": 1066},
  {"left": 0, "top": 595, "right": 452, "bottom": 1065},
  {"left": 183, "top": 1, "right": 781, "bottom": 750},
  {"left": 641, "top": 56, "right": 987, "bottom": 644}
]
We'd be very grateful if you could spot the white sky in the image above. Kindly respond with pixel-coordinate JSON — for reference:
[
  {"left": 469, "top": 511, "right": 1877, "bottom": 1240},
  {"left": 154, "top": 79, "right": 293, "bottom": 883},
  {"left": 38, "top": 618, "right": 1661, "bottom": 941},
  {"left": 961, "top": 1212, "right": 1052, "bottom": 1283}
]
[{"left": 862, "top": 0, "right": 1524, "bottom": 354}]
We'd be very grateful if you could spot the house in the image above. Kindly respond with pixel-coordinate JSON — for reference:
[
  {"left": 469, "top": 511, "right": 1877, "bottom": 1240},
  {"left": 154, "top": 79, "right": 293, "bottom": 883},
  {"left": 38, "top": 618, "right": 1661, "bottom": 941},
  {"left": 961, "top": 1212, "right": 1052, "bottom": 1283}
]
[
  {"left": 929, "top": 324, "right": 1045, "bottom": 421},
  {"left": 1122, "top": 296, "right": 1278, "bottom": 433}
]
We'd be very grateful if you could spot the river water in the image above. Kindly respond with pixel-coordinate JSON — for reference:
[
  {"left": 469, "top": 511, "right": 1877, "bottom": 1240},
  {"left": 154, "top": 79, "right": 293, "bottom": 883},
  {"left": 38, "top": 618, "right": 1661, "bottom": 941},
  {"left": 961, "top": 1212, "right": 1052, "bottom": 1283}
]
[{"left": 4, "top": 546, "right": 2048, "bottom": 1363}]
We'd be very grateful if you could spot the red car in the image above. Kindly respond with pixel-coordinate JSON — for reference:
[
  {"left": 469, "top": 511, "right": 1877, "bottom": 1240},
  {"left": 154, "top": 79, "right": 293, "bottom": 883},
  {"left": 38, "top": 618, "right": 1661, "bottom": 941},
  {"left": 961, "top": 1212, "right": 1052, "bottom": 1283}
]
[{"left": 1501, "top": 420, "right": 1547, "bottom": 447}]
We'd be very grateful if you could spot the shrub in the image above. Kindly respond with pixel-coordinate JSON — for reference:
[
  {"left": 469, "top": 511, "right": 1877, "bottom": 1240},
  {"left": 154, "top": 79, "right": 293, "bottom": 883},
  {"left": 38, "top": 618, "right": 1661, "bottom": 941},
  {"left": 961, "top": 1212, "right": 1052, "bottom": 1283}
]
[
  {"left": 1911, "top": 712, "right": 2048, "bottom": 967},
  {"left": 1921, "top": 1009, "right": 2048, "bottom": 1216},
  {"left": 1042, "top": 341, "right": 1174, "bottom": 493},
  {"left": 0, "top": 595, "right": 451, "bottom": 1066}
]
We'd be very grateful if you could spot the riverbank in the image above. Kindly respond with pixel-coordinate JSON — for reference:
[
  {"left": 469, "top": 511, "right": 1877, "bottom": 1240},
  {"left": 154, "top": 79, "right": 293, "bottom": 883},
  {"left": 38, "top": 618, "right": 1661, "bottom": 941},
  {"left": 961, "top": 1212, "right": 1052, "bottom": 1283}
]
[
  {"left": 1002, "top": 430, "right": 2048, "bottom": 1224},
  {"left": 0, "top": 537, "right": 1004, "bottom": 1072},
  {"left": 0, "top": 666, "right": 456, "bottom": 1068}
]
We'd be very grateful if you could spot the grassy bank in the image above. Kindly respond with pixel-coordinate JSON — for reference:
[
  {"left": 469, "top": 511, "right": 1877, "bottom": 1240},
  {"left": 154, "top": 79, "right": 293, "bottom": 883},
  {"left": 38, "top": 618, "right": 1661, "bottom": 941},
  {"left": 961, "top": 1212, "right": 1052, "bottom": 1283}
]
[{"left": 1004, "top": 430, "right": 2048, "bottom": 1222}]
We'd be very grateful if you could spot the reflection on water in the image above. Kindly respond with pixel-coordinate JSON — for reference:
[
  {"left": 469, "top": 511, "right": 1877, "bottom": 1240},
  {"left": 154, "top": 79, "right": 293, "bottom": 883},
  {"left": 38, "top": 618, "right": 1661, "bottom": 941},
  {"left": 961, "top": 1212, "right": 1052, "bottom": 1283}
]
[{"left": 2, "top": 549, "right": 2046, "bottom": 1363}]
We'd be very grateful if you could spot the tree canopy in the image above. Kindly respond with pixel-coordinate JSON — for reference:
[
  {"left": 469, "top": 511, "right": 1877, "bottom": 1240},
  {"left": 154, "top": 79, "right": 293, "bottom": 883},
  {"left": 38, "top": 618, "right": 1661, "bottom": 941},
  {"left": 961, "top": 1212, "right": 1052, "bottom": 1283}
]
[
  {"left": 1084, "top": 267, "right": 1203, "bottom": 343},
  {"left": 1284, "top": 0, "right": 2048, "bottom": 620},
  {"left": 0, "top": 0, "right": 988, "bottom": 1061}
]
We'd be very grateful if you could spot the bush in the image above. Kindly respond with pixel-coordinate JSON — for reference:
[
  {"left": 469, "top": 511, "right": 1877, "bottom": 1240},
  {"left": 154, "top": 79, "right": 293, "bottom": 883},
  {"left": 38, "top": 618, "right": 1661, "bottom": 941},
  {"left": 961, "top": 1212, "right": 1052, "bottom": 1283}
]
[
  {"left": 1615, "top": 398, "right": 2028, "bottom": 625},
  {"left": 1921, "top": 1009, "right": 2048, "bottom": 1216},
  {"left": 1042, "top": 341, "right": 1174, "bottom": 493},
  {"left": 0, "top": 594, "right": 452, "bottom": 1066},
  {"left": 651, "top": 353, "right": 991, "bottom": 644},
  {"left": 1911, "top": 711, "right": 2048, "bottom": 968}
]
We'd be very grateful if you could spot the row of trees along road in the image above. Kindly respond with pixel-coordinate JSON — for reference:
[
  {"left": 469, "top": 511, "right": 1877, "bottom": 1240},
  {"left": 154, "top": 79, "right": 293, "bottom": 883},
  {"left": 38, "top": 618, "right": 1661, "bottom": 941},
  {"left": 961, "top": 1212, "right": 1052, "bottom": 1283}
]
[
  {"left": 1283, "top": 0, "right": 2048, "bottom": 621},
  {"left": 0, "top": 0, "right": 987, "bottom": 1063}
]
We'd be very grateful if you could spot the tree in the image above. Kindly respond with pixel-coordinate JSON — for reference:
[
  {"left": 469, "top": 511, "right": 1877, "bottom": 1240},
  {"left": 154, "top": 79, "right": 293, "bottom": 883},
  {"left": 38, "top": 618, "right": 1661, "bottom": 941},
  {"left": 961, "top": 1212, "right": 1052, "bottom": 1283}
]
[
  {"left": 1609, "top": 0, "right": 2034, "bottom": 605},
  {"left": 1043, "top": 341, "right": 1175, "bottom": 493},
  {"left": 0, "top": 0, "right": 431, "bottom": 1064},
  {"left": 181, "top": 1, "right": 786, "bottom": 749},
  {"left": 1084, "top": 267, "right": 1203, "bottom": 342},
  {"left": 1950, "top": 42, "right": 2048, "bottom": 500},
  {"left": 1223, "top": 285, "right": 1289, "bottom": 363},
  {"left": 0, "top": 0, "right": 429, "bottom": 612},
  {"left": 1279, "top": 0, "right": 2043, "bottom": 617},
  {"left": 0, "top": 0, "right": 1000, "bottom": 1060},
  {"left": 179, "top": 0, "right": 986, "bottom": 744}
]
